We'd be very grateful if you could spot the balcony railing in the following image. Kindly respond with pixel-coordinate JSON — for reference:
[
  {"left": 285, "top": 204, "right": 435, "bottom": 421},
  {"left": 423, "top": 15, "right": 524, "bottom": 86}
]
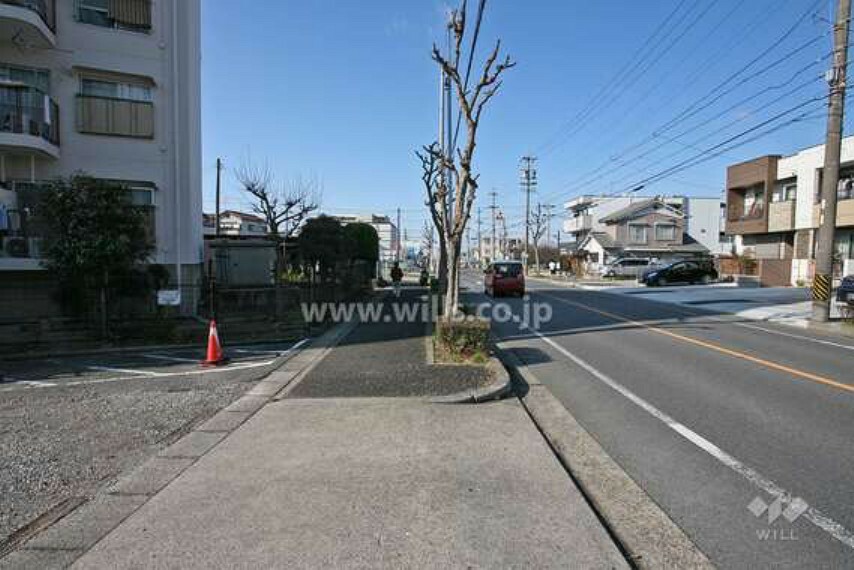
[
  {"left": 1, "top": 0, "right": 55, "bottom": 31},
  {"left": 0, "top": 180, "right": 51, "bottom": 263},
  {"left": 0, "top": 85, "right": 60, "bottom": 147}
]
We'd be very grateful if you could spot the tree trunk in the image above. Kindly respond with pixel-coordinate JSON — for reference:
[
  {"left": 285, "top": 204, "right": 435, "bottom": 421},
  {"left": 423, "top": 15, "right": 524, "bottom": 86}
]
[
  {"left": 443, "top": 238, "right": 461, "bottom": 320},
  {"left": 533, "top": 242, "right": 541, "bottom": 275},
  {"left": 438, "top": 238, "right": 448, "bottom": 291}
]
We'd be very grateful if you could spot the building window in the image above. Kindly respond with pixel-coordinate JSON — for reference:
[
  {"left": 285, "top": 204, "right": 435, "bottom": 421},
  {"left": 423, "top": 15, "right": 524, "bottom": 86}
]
[
  {"left": 629, "top": 224, "right": 647, "bottom": 244},
  {"left": 81, "top": 78, "right": 151, "bottom": 102},
  {"left": 0, "top": 64, "right": 50, "bottom": 93},
  {"left": 77, "top": 75, "right": 154, "bottom": 138},
  {"left": 773, "top": 182, "right": 797, "bottom": 202},
  {"left": 76, "top": 0, "right": 152, "bottom": 33},
  {"left": 838, "top": 176, "right": 854, "bottom": 201},
  {"left": 743, "top": 187, "right": 765, "bottom": 218},
  {"left": 654, "top": 224, "right": 676, "bottom": 241}
]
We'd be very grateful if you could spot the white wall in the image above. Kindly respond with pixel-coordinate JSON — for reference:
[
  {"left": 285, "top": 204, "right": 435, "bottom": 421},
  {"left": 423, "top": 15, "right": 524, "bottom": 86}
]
[{"left": 683, "top": 197, "right": 726, "bottom": 254}]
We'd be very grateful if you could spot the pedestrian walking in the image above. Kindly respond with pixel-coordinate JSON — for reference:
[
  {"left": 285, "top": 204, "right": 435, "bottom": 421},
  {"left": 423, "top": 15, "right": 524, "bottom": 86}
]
[{"left": 391, "top": 262, "right": 404, "bottom": 298}]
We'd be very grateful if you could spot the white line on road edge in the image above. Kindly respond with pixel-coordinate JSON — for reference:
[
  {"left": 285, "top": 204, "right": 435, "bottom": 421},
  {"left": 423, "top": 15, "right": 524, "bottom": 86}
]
[
  {"left": 86, "top": 366, "right": 167, "bottom": 377},
  {"left": 734, "top": 322, "right": 854, "bottom": 352},
  {"left": 141, "top": 354, "right": 200, "bottom": 363},
  {"left": 522, "top": 323, "right": 854, "bottom": 551}
]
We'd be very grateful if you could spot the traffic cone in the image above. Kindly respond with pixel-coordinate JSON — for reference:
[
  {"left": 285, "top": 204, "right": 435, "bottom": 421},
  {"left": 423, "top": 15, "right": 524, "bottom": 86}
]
[{"left": 201, "top": 320, "right": 227, "bottom": 366}]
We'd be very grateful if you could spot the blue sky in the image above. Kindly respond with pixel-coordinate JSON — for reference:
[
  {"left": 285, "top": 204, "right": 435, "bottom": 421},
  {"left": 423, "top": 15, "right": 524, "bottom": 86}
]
[{"left": 202, "top": 0, "right": 840, "bottom": 241}]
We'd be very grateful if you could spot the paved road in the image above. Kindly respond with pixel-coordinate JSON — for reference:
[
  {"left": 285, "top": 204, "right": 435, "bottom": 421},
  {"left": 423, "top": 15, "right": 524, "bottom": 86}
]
[{"left": 461, "top": 270, "right": 854, "bottom": 569}]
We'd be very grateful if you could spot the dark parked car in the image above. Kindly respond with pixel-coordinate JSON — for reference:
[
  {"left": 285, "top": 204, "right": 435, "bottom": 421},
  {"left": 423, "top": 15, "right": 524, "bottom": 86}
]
[
  {"left": 837, "top": 275, "right": 854, "bottom": 304},
  {"left": 484, "top": 261, "right": 525, "bottom": 297},
  {"left": 641, "top": 259, "right": 718, "bottom": 287}
]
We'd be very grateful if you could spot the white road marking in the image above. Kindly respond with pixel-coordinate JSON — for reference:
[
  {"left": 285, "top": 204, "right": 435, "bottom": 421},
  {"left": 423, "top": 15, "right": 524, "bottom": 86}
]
[
  {"left": 734, "top": 322, "right": 854, "bottom": 352},
  {"left": 142, "top": 354, "right": 200, "bottom": 363},
  {"left": 1, "top": 379, "right": 57, "bottom": 388},
  {"left": 86, "top": 366, "right": 166, "bottom": 377},
  {"left": 521, "top": 322, "right": 854, "bottom": 550},
  {"left": 0, "top": 339, "right": 310, "bottom": 393}
]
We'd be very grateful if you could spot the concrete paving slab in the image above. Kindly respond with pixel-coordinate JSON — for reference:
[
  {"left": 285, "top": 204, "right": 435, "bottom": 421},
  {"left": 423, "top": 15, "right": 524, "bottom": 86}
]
[
  {"left": 158, "top": 431, "right": 226, "bottom": 458},
  {"left": 23, "top": 494, "right": 147, "bottom": 552},
  {"left": 195, "top": 410, "right": 252, "bottom": 433},
  {"left": 222, "top": 394, "right": 268, "bottom": 413},
  {"left": 74, "top": 398, "right": 627, "bottom": 569},
  {"left": 107, "top": 457, "right": 194, "bottom": 496}
]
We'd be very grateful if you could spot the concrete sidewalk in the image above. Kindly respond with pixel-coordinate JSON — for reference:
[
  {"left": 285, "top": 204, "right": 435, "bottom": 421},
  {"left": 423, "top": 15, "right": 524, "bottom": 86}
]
[
  {"left": 27, "top": 290, "right": 629, "bottom": 569},
  {"left": 72, "top": 398, "right": 627, "bottom": 569}
]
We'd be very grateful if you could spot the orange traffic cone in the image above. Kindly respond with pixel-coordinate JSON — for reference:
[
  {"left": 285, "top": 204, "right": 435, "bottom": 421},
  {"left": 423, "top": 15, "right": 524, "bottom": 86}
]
[{"left": 201, "top": 320, "right": 227, "bottom": 366}]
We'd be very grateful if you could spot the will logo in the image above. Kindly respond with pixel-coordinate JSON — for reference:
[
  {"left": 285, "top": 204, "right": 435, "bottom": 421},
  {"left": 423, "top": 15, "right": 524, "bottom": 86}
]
[{"left": 748, "top": 495, "right": 809, "bottom": 524}]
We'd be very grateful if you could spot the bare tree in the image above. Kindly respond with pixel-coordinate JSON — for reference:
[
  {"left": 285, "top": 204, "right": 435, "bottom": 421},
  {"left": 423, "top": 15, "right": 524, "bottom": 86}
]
[
  {"left": 235, "top": 161, "right": 320, "bottom": 314},
  {"left": 425, "top": 2, "right": 515, "bottom": 317},
  {"left": 529, "top": 204, "right": 548, "bottom": 274},
  {"left": 416, "top": 142, "right": 448, "bottom": 284}
]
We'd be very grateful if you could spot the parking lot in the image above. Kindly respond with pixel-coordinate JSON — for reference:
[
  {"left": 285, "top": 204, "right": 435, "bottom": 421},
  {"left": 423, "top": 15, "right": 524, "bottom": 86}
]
[{"left": 0, "top": 339, "right": 304, "bottom": 548}]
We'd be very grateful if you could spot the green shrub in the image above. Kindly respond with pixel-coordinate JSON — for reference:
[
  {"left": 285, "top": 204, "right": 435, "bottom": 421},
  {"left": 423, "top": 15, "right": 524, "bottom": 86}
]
[{"left": 435, "top": 319, "right": 489, "bottom": 361}]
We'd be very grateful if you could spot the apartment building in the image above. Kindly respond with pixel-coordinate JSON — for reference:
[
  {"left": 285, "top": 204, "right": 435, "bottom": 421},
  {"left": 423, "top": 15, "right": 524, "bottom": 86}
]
[
  {"left": 0, "top": 0, "right": 202, "bottom": 294},
  {"left": 725, "top": 137, "right": 854, "bottom": 285}
]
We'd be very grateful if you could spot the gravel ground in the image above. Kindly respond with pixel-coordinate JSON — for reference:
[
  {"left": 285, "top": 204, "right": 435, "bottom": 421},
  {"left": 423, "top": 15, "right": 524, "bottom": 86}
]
[{"left": 0, "top": 364, "right": 271, "bottom": 546}]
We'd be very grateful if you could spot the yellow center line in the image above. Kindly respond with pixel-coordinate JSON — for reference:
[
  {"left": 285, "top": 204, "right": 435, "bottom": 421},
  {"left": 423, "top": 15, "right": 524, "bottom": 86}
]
[{"left": 537, "top": 291, "right": 854, "bottom": 395}]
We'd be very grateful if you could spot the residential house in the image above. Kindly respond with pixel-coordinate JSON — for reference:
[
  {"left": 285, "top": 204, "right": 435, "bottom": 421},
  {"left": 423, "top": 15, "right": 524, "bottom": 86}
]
[
  {"left": 725, "top": 136, "right": 854, "bottom": 285},
  {"left": 563, "top": 194, "right": 727, "bottom": 256},
  {"left": 0, "top": 0, "right": 202, "bottom": 307},
  {"left": 576, "top": 198, "right": 709, "bottom": 269}
]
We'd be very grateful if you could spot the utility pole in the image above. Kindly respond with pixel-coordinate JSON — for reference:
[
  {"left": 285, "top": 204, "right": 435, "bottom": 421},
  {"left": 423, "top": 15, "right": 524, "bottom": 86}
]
[
  {"left": 396, "top": 207, "right": 402, "bottom": 261},
  {"left": 476, "top": 207, "right": 483, "bottom": 266},
  {"left": 813, "top": 0, "right": 851, "bottom": 322},
  {"left": 520, "top": 156, "right": 538, "bottom": 272},
  {"left": 488, "top": 190, "right": 498, "bottom": 262},
  {"left": 544, "top": 204, "right": 555, "bottom": 248},
  {"left": 215, "top": 158, "right": 223, "bottom": 237}
]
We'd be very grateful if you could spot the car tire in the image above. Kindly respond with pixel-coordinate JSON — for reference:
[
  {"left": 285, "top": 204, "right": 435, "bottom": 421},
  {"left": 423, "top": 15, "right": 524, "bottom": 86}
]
[
  {"left": 657, "top": 277, "right": 668, "bottom": 287},
  {"left": 700, "top": 275, "right": 711, "bottom": 285}
]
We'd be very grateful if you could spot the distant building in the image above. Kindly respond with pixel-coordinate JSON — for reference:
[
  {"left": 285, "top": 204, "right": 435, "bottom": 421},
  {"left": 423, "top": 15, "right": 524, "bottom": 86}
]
[
  {"left": 563, "top": 194, "right": 727, "bottom": 266},
  {"left": 575, "top": 198, "right": 709, "bottom": 269},
  {"left": 203, "top": 211, "right": 268, "bottom": 238},
  {"left": 330, "top": 213, "right": 399, "bottom": 263}
]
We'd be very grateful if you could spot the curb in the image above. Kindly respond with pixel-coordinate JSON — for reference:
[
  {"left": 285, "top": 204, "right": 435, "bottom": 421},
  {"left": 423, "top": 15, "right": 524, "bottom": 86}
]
[
  {"left": 0, "top": 321, "right": 352, "bottom": 570},
  {"left": 428, "top": 355, "right": 513, "bottom": 404},
  {"left": 495, "top": 343, "right": 714, "bottom": 570}
]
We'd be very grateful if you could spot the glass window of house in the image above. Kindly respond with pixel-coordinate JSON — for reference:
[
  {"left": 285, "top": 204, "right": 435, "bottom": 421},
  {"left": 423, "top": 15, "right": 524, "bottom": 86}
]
[
  {"left": 655, "top": 224, "right": 676, "bottom": 241},
  {"left": 78, "top": 0, "right": 111, "bottom": 27},
  {"left": 629, "top": 224, "right": 647, "bottom": 243},
  {"left": 0, "top": 65, "right": 49, "bottom": 93}
]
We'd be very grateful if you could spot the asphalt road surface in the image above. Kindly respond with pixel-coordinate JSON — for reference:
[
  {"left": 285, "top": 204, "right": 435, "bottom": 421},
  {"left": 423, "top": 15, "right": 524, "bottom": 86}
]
[{"left": 460, "top": 270, "right": 854, "bottom": 569}]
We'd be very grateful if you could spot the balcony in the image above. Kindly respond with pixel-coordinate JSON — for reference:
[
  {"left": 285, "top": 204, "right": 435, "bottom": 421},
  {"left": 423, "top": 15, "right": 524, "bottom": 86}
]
[
  {"left": 0, "top": 0, "right": 55, "bottom": 48},
  {"left": 564, "top": 214, "right": 592, "bottom": 234},
  {"left": 767, "top": 201, "right": 795, "bottom": 232},
  {"left": 0, "top": 85, "right": 60, "bottom": 158},
  {"left": 837, "top": 198, "right": 854, "bottom": 227},
  {"left": 0, "top": 180, "right": 50, "bottom": 270}
]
